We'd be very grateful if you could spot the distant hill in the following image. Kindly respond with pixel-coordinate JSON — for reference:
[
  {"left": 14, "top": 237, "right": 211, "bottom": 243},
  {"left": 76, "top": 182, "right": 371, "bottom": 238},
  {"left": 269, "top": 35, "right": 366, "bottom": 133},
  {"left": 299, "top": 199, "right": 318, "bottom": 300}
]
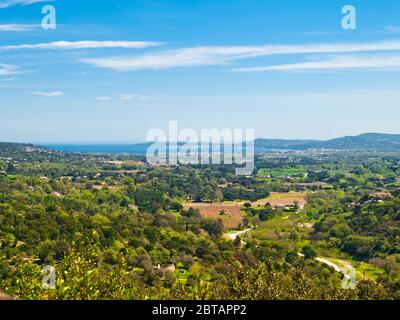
[
  {"left": 0, "top": 143, "right": 52, "bottom": 159},
  {"left": 0, "top": 142, "right": 47, "bottom": 152},
  {"left": 320, "top": 133, "right": 400, "bottom": 150},
  {"left": 255, "top": 133, "right": 400, "bottom": 151},
  {"left": 2, "top": 133, "right": 400, "bottom": 155}
]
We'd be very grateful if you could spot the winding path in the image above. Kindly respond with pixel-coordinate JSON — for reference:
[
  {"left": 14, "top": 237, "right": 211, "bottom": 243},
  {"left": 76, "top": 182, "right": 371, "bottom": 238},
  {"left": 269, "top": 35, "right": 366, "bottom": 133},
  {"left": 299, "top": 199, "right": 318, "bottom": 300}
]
[
  {"left": 298, "top": 253, "right": 353, "bottom": 280},
  {"left": 224, "top": 227, "right": 254, "bottom": 241},
  {"left": 225, "top": 228, "right": 354, "bottom": 281}
]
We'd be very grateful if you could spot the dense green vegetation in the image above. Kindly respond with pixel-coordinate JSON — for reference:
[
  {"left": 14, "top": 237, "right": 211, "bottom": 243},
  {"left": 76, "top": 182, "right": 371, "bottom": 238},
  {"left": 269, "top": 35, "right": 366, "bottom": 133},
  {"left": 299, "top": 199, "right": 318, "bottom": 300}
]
[{"left": 0, "top": 143, "right": 400, "bottom": 300}]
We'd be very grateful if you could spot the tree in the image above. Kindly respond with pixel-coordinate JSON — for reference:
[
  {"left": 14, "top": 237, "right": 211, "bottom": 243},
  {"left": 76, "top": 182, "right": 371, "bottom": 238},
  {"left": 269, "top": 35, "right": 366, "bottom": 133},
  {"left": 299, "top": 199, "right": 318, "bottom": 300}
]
[
  {"left": 214, "top": 190, "right": 224, "bottom": 202},
  {"left": 285, "top": 252, "right": 299, "bottom": 265},
  {"left": 6, "top": 163, "right": 16, "bottom": 174},
  {"left": 302, "top": 245, "right": 317, "bottom": 260},
  {"left": 233, "top": 236, "right": 242, "bottom": 247},
  {"left": 202, "top": 219, "right": 224, "bottom": 237}
]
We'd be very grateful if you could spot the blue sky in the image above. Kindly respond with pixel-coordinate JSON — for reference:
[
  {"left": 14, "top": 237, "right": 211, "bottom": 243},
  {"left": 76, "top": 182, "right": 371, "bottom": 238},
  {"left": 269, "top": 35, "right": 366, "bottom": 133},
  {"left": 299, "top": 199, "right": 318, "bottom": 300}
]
[{"left": 1, "top": 0, "right": 400, "bottom": 143}]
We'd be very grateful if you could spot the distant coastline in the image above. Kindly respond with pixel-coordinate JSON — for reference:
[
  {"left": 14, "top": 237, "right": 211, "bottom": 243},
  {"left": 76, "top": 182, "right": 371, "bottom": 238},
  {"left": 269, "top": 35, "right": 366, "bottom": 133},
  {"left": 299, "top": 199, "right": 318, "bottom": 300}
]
[
  {"left": 45, "top": 144, "right": 151, "bottom": 154},
  {"left": 44, "top": 133, "right": 400, "bottom": 154}
]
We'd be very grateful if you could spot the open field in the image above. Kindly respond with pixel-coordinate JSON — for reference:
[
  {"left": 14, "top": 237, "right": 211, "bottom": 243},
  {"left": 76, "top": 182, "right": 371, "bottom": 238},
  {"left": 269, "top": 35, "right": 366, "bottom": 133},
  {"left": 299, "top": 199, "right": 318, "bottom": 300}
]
[
  {"left": 182, "top": 192, "right": 307, "bottom": 229},
  {"left": 182, "top": 203, "right": 244, "bottom": 229},
  {"left": 92, "top": 184, "right": 122, "bottom": 191},
  {"left": 324, "top": 257, "right": 386, "bottom": 281},
  {"left": 354, "top": 261, "right": 387, "bottom": 280},
  {"left": 250, "top": 216, "right": 297, "bottom": 241},
  {"left": 256, "top": 167, "right": 307, "bottom": 178},
  {"left": 252, "top": 192, "right": 307, "bottom": 208}
]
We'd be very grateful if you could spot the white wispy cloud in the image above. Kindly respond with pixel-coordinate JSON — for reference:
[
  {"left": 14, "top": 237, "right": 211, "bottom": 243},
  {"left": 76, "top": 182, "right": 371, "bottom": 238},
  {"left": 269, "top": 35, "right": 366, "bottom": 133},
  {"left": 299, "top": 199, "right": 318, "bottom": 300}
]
[
  {"left": 0, "top": 63, "right": 19, "bottom": 76},
  {"left": 0, "top": 0, "right": 52, "bottom": 9},
  {"left": 232, "top": 55, "right": 400, "bottom": 72},
  {"left": 0, "top": 40, "right": 161, "bottom": 50},
  {"left": 30, "top": 91, "right": 63, "bottom": 97},
  {"left": 0, "top": 24, "right": 39, "bottom": 31},
  {"left": 117, "top": 94, "right": 152, "bottom": 101},
  {"left": 95, "top": 94, "right": 159, "bottom": 101},
  {"left": 81, "top": 40, "right": 400, "bottom": 71}
]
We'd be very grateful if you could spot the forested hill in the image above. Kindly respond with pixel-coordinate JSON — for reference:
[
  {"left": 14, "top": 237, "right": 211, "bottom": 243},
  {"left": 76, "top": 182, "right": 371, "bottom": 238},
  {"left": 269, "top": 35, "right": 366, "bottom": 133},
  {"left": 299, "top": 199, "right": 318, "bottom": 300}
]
[
  {"left": 0, "top": 143, "right": 54, "bottom": 161},
  {"left": 0, "top": 142, "right": 51, "bottom": 153},
  {"left": 321, "top": 133, "right": 400, "bottom": 150},
  {"left": 255, "top": 133, "right": 400, "bottom": 151},
  {"left": 1, "top": 142, "right": 38, "bottom": 149}
]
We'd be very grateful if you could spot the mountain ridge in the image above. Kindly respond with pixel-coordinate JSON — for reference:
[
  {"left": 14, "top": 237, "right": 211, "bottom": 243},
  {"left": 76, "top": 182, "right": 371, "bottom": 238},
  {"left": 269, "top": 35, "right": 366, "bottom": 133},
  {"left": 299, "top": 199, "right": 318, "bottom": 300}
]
[{"left": 254, "top": 133, "right": 400, "bottom": 151}]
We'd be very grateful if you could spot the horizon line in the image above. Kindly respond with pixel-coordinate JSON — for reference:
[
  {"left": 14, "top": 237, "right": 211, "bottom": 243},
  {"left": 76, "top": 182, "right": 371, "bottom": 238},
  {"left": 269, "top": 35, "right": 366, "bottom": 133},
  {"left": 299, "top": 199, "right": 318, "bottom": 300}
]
[{"left": 2, "top": 132, "right": 400, "bottom": 146}]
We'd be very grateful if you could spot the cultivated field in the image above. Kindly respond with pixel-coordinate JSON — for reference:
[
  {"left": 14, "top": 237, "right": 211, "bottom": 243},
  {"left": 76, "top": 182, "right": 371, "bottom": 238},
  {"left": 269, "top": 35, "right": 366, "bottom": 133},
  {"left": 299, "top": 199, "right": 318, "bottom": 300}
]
[
  {"left": 182, "top": 203, "right": 244, "bottom": 229},
  {"left": 252, "top": 192, "right": 307, "bottom": 208},
  {"left": 182, "top": 192, "right": 307, "bottom": 229}
]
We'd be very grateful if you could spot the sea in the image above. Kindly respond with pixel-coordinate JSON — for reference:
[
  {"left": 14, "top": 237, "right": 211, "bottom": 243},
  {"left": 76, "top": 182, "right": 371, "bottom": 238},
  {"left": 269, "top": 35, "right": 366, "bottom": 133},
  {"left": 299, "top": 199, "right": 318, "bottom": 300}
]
[
  {"left": 45, "top": 143, "right": 258, "bottom": 155},
  {"left": 45, "top": 144, "right": 150, "bottom": 155}
]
